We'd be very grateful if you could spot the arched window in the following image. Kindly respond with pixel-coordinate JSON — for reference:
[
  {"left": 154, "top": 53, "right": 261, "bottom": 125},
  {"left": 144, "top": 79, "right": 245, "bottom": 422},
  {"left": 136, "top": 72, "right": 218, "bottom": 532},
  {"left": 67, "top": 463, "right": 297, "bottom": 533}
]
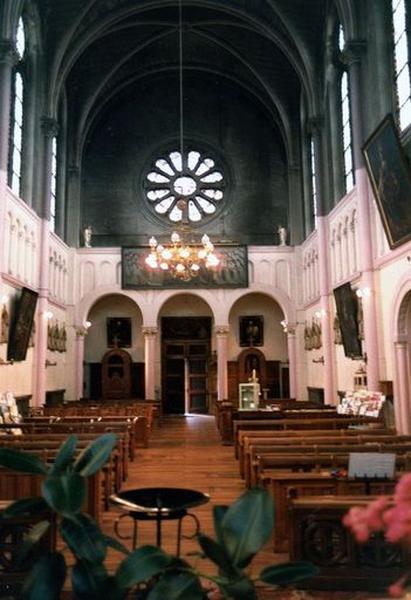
[
  {"left": 8, "top": 18, "right": 26, "bottom": 197},
  {"left": 50, "top": 136, "right": 58, "bottom": 233},
  {"left": 310, "top": 136, "right": 318, "bottom": 226},
  {"left": 339, "top": 25, "right": 354, "bottom": 194},
  {"left": 392, "top": 0, "right": 411, "bottom": 130}
]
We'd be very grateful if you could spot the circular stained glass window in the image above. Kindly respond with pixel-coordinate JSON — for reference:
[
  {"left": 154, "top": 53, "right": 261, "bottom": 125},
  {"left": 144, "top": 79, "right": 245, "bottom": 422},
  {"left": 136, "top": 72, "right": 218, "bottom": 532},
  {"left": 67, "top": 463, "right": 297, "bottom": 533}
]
[{"left": 145, "top": 150, "right": 225, "bottom": 222}]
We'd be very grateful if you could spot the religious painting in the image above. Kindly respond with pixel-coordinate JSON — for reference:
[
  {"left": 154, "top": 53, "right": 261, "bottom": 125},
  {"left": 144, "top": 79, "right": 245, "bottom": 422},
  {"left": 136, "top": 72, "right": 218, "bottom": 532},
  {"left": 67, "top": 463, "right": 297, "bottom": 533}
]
[
  {"left": 106, "top": 317, "right": 132, "bottom": 348},
  {"left": 239, "top": 316, "right": 264, "bottom": 347},
  {"left": 362, "top": 113, "right": 411, "bottom": 249},
  {"left": 7, "top": 287, "right": 38, "bottom": 362},
  {"left": 121, "top": 245, "right": 248, "bottom": 289},
  {"left": 333, "top": 283, "right": 362, "bottom": 359}
]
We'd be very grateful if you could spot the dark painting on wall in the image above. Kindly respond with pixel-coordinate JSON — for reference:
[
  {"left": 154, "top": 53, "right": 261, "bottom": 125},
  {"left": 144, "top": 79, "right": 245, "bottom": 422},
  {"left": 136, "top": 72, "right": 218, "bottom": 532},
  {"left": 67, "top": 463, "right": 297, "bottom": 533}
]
[
  {"left": 239, "top": 316, "right": 264, "bottom": 347},
  {"left": 106, "top": 317, "right": 132, "bottom": 348},
  {"left": 333, "top": 283, "right": 362, "bottom": 359},
  {"left": 121, "top": 245, "right": 248, "bottom": 289},
  {"left": 363, "top": 113, "right": 411, "bottom": 249},
  {"left": 7, "top": 287, "right": 38, "bottom": 362}
]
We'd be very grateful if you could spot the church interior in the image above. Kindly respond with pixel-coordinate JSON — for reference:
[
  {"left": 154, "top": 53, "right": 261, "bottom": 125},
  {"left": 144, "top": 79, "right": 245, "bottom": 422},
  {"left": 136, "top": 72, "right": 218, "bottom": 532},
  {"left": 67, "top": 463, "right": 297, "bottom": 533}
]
[{"left": 1, "top": 0, "right": 411, "bottom": 597}]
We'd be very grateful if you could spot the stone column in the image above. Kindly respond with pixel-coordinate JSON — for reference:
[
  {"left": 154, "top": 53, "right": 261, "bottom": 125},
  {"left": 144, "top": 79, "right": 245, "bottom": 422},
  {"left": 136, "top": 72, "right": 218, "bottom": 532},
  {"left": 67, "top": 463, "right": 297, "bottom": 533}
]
[
  {"left": 286, "top": 328, "right": 297, "bottom": 399},
  {"left": 0, "top": 40, "right": 18, "bottom": 275},
  {"left": 65, "top": 164, "right": 81, "bottom": 246},
  {"left": 33, "top": 117, "right": 59, "bottom": 406},
  {"left": 342, "top": 41, "right": 380, "bottom": 392},
  {"left": 143, "top": 327, "right": 158, "bottom": 401},
  {"left": 75, "top": 327, "right": 87, "bottom": 400},
  {"left": 394, "top": 341, "right": 411, "bottom": 434},
  {"left": 215, "top": 326, "right": 229, "bottom": 401},
  {"left": 309, "top": 117, "right": 337, "bottom": 405}
]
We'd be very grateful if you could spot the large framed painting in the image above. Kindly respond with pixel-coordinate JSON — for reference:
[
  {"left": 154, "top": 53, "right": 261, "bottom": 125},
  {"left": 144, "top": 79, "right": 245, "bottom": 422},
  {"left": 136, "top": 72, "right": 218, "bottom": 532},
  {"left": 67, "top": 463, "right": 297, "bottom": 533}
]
[
  {"left": 362, "top": 113, "right": 411, "bottom": 249},
  {"left": 7, "top": 287, "right": 38, "bottom": 362},
  {"left": 121, "top": 245, "right": 248, "bottom": 289},
  {"left": 333, "top": 283, "right": 362, "bottom": 359},
  {"left": 106, "top": 317, "right": 132, "bottom": 348},
  {"left": 239, "top": 316, "right": 264, "bottom": 347}
]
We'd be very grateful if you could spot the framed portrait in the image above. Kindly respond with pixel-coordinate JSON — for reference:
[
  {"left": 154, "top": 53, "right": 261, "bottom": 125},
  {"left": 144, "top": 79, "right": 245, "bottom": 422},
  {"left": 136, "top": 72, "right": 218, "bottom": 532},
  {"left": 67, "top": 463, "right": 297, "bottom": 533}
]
[
  {"left": 362, "top": 113, "right": 411, "bottom": 249},
  {"left": 239, "top": 316, "right": 264, "bottom": 347},
  {"left": 333, "top": 283, "right": 362, "bottom": 359},
  {"left": 7, "top": 287, "right": 38, "bottom": 362},
  {"left": 106, "top": 317, "right": 132, "bottom": 348}
]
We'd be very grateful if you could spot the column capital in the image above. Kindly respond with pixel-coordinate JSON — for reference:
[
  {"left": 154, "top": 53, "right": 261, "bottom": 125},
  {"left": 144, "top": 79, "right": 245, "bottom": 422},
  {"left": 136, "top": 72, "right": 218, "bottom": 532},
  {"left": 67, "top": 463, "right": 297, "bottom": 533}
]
[
  {"left": 142, "top": 326, "right": 158, "bottom": 336},
  {"left": 41, "top": 116, "right": 59, "bottom": 137},
  {"left": 340, "top": 40, "right": 366, "bottom": 66},
  {"left": 0, "top": 40, "right": 19, "bottom": 66},
  {"left": 75, "top": 326, "right": 89, "bottom": 337},
  {"left": 215, "top": 325, "right": 230, "bottom": 336}
]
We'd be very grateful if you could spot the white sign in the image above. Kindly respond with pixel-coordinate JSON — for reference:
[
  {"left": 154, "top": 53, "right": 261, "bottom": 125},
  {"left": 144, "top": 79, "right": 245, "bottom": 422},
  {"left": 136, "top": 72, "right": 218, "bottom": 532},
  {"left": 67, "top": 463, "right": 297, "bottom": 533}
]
[{"left": 348, "top": 452, "right": 395, "bottom": 479}]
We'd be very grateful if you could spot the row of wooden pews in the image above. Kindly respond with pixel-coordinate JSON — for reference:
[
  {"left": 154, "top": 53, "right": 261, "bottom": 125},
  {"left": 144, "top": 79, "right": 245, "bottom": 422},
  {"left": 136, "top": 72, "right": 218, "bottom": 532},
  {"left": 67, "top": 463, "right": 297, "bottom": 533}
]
[{"left": 231, "top": 407, "right": 407, "bottom": 591}]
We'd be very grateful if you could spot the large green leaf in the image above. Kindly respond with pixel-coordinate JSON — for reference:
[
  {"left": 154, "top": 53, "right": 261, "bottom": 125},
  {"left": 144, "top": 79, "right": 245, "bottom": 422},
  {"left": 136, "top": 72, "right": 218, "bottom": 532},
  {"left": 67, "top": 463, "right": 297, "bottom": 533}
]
[
  {"left": 213, "top": 505, "right": 228, "bottom": 547},
  {"left": 220, "top": 488, "right": 274, "bottom": 568},
  {"left": 0, "top": 447, "right": 47, "bottom": 474},
  {"left": 104, "top": 534, "right": 130, "bottom": 555},
  {"left": 197, "top": 534, "right": 238, "bottom": 577},
  {"left": 115, "top": 545, "right": 175, "bottom": 589},
  {"left": 16, "top": 520, "right": 50, "bottom": 567},
  {"left": 72, "top": 560, "right": 110, "bottom": 599},
  {"left": 42, "top": 472, "right": 85, "bottom": 516},
  {"left": 50, "top": 435, "right": 78, "bottom": 474},
  {"left": 260, "top": 561, "right": 319, "bottom": 585},
  {"left": 0, "top": 496, "right": 48, "bottom": 519},
  {"left": 20, "top": 552, "right": 66, "bottom": 600},
  {"left": 73, "top": 433, "right": 117, "bottom": 476},
  {"left": 147, "top": 571, "right": 204, "bottom": 600},
  {"left": 60, "top": 514, "right": 107, "bottom": 563},
  {"left": 219, "top": 575, "right": 256, "bottom": 600}
]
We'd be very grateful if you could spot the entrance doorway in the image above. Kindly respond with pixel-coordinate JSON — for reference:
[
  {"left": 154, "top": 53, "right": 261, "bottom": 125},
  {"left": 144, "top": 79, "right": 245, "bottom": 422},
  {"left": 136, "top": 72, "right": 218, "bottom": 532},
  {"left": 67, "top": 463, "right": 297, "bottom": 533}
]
[{"left": 162, "top": 317, "right": 211, "bottom": 415}]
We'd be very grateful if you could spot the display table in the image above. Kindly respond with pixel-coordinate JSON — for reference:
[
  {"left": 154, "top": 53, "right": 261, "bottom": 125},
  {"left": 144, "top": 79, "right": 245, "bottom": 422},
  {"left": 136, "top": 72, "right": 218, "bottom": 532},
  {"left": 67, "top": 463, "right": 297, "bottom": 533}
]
[{"left": 110, "top": 487, "right": 210, "bottom": 554}]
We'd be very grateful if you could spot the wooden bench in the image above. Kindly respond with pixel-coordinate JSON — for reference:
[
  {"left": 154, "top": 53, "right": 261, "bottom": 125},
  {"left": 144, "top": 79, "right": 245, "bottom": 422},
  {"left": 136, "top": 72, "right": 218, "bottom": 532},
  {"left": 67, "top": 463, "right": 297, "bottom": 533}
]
[{"left": 289, "top": 495, "right": 405, "bottom": 590}]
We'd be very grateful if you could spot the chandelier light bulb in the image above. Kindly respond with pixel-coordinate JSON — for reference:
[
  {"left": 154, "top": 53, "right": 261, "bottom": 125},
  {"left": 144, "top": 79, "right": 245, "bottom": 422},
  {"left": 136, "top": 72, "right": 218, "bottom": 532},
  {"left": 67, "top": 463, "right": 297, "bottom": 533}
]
[
  {"left": 149, "top": 236, "right": 157, "bottom": 248},
  {"left": 176, "top": 263, "right": 185, "bottom": 272},
  {"left": 191, "top": 263, "right": 200, "bottom": 271},
  {"left": 201, "top": 234, "right": 210, "bottom": 244},
  {"left": 197, "top": 249, "right": 207, "bottom": 259},
  {"left": 160, "top": 262, "right": 169, "bottom": 270},
  {"left": 161, "top": 249, "right": 172, "bottom": 260},
  {"left": 171, "top": 232, "right": 180, "bottom": 243}
]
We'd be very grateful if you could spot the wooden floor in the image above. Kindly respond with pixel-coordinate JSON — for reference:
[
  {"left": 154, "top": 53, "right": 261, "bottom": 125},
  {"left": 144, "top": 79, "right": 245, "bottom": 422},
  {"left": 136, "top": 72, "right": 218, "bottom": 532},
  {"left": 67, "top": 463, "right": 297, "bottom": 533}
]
[{"left": 100, "top": 415, "right": 389, "bottom": 599}]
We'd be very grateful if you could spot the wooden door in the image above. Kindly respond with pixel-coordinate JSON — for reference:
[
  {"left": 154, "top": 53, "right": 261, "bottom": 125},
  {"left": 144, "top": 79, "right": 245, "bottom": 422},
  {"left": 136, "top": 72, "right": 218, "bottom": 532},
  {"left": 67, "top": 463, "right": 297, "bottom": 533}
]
[
  {"left": 101, "top": 348, "right": 132, "bottom": 399},
  {"left": 162, "top": 341, "right": 209, "bottom": 414}
]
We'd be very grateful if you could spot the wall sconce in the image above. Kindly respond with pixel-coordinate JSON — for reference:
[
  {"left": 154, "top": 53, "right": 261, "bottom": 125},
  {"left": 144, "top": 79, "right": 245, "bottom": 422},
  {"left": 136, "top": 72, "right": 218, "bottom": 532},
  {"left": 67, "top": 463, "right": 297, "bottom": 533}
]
[
  {"left": 75, "top": 321, "right": 92, "bottom": 337},
  {"left": 356, "top": 287, "right": 370, "bottom": 298},
  {"left": 280, "top": 319, "right": 288, "bottom": 332},
  {"left": 312, "top": 356, "right": 325, "bottom": 364},
  {"left": 44, "top": 310, "right": 54, "bottom": 320},
  {"left": 314, "top": 309, "right": 327, "bottom": 319},
  {"left": 1, "top": 295, "right": 9, "bottom": 305}
]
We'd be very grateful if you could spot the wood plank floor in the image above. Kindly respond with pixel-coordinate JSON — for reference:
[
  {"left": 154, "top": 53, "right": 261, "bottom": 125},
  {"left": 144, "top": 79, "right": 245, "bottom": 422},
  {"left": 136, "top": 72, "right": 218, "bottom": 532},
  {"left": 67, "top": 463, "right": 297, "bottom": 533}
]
[{"left": 100, "top": 415, "right": 388, "bottom": 599}]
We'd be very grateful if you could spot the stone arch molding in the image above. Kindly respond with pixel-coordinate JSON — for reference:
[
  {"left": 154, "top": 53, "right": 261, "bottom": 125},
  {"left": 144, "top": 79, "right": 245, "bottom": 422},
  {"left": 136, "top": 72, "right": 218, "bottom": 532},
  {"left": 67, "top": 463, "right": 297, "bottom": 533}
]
[
  {"left": 391, "top": 274, "right": 411, "bottom": 342},
  {"left": 75, "top": 283, "right": 293, "bottom": 332}
]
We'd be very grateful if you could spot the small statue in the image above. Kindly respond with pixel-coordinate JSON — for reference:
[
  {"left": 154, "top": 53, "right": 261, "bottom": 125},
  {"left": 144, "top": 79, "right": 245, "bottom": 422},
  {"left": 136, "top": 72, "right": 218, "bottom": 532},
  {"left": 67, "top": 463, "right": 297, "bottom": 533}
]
[
  {"left": 83, "top": 225, "right": 92, "bottom": 248},
  {"left": 277, "top": 225, "right": 287, "bottom": 246}
]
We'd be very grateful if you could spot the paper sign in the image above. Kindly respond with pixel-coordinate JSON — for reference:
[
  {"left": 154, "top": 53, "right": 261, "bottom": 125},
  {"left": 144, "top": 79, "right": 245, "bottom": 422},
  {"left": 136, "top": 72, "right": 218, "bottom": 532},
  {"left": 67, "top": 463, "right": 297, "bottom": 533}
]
[{"left": 348, "top": 452, "right": 395, "bottom": 479}]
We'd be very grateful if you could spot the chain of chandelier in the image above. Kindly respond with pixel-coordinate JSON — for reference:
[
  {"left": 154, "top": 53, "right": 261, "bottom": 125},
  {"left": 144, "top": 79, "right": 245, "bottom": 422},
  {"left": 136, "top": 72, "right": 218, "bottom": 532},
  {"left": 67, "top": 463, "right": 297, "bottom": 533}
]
[{"left": 144, "top": 0, "right": 220, "bottom": 281}]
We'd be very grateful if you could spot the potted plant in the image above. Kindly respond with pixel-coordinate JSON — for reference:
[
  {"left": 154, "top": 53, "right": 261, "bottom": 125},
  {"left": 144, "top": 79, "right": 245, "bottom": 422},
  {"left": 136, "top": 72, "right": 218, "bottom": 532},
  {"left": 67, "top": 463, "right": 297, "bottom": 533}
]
[{"left": 0, "top": 434, "right": 318, "bottom": 599}]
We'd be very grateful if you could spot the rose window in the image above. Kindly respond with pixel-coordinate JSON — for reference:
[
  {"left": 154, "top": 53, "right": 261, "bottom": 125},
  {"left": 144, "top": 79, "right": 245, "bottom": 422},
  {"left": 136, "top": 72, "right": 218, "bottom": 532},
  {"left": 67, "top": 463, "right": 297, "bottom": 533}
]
[{"left": 145, "top": 150, "right": 224, "bottom": 222}]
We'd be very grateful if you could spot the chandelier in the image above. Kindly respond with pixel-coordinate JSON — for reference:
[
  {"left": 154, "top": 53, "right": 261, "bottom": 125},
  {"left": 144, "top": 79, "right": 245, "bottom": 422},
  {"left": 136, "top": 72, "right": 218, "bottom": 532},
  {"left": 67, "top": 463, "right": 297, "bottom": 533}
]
[{"left": 144, "top": 0, "right": 220, "bottom": 281}]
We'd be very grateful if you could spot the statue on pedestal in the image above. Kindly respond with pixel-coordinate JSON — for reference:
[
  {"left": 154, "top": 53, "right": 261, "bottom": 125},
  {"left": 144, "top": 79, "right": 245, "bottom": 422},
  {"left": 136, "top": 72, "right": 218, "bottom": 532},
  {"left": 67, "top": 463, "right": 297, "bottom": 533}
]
[
  {"left": 83, "top": 225, "right": 92, "bottom": 248},
  {"left": 277, "top": 225, "right": 287, "bottom": 246}
]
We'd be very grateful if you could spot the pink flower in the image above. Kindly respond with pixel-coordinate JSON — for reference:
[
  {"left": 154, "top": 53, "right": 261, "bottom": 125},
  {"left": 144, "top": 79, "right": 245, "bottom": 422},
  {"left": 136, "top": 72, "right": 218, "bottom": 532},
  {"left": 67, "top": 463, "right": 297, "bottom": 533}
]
[
  {"left": 395, "top": 473, "right": 411, "bottom": 502},
  {"left": 384, "top": 503, "right": 411, "bottom": 543},
  {"left": 343, "top": 497, "right": 388, "bottom": 542},
  {"left": 388, "top": 577, "right": 407, "bottom": 598}
]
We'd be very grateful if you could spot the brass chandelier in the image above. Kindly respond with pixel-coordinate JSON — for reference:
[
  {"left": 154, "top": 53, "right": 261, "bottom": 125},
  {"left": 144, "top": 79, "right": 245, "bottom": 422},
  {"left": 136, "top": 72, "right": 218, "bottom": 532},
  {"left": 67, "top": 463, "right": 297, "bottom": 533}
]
[{"left": 144, "top": 0, "right": 220, "bottom": 281}]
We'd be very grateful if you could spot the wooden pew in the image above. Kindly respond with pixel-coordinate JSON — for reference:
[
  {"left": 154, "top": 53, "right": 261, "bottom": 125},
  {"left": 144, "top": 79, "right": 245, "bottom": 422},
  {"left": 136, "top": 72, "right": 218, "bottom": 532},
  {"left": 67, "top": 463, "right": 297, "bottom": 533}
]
[{"left": 289, "top": 495, "right": 405, "bottom": 590}]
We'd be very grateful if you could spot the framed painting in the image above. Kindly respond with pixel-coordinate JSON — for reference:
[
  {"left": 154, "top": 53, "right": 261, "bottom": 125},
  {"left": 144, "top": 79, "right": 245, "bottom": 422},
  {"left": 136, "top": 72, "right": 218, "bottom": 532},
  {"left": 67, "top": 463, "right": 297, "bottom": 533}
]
[
  {"left": 362, "top": 113, "right": 411, "bottom": 249},
  {"left": 106, "top": 317, "right": 132, "bottom": 348},
  {"left": 121, "top": 245, "right": 248, "bottom": 289},
  {"left": 239, "top": 316, "right": 264, "bottom": 347},
  {"left": 333, "top": 283, "right": 362, "bottom": 359},
  {"left": 7, "top": 287, "right": 38, "bottom": 362}
]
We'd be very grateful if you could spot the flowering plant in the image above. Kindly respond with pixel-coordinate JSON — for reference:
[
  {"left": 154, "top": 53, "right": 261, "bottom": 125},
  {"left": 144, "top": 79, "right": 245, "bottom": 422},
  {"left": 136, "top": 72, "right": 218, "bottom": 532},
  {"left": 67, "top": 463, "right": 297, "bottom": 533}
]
[{"left": 343, "top": 473, "right": 411, "bottom": 598}]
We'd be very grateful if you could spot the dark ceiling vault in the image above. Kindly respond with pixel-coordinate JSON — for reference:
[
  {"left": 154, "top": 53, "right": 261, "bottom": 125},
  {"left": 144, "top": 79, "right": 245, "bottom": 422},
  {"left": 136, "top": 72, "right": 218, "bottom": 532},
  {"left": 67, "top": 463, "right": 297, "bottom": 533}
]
[{"left": 31, "top": 1, "right": 335, "bottom": 245}]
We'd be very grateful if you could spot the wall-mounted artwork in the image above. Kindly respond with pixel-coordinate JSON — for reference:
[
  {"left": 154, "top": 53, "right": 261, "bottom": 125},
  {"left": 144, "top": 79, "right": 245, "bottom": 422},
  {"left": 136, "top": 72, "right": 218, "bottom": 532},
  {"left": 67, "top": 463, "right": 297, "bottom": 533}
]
[
  {"left": 363, "top": 113, "right": 411, "bottom": 249},
  {"left": 7, "top": 287, "right": 38, "bottom": 362},
  {"left": 333, "top": 283, "right": 362, "bottom": 359},
  {"left": 121, "top": 245, "right": 248, "bottom": 289},
  {"left": 239, "top": 316, "right": 264, "bottom": 347},
  {"left": 106, "top": 317, "right": 132, "bottom": 348}
]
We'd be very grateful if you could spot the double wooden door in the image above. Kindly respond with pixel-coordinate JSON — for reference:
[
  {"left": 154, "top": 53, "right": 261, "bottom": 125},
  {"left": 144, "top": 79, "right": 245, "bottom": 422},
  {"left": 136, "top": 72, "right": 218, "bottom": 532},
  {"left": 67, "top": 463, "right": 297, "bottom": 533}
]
[{"left": 162, "top": 341, "right": 209, "bottom": 414}]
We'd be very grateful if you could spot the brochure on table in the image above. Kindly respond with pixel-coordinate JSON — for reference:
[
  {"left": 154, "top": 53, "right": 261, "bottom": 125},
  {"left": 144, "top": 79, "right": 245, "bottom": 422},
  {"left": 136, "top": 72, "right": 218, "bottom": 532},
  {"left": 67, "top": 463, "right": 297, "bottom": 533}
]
[
  {"left": 337, "top": 390, "right": 385, "bottom": 417},
  {"left": 0, "top": 391, "right": 23, "bottom": 434}
]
